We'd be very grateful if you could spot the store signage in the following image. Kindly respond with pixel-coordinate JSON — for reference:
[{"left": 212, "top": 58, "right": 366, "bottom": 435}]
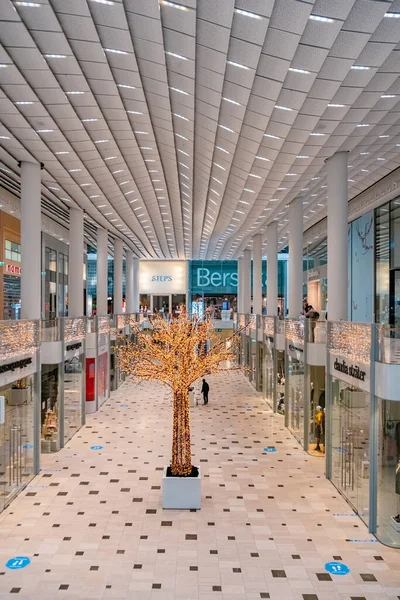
[
  {"left": 330, "top": 354, "right": 370, "bottom": 393},
  {"left": 333, "top": 359, "right": 366, "bottom": 382},
  {"left": 5, "top": 264, "right": 21, "bottom": 275},
  {"left": 140, "top": 260, "right": 187, "bottom": 294},
  {"left": 287, "top": 342, "right": 304, "bottom": 360},
  {"left": 0, "top": 357, "right": 32, "bottom": 374},
  {"left": 151, "top": 275, "right": 172, "bottom": 282},
  {"left": 308, "top": 267, "right": 320, "bottom": 281},
  {"left": 196, "top": 268, "right": 238, "bottom": 288},
  {"left": 66, "top": 342, "right": 82, "bottom": 352}
]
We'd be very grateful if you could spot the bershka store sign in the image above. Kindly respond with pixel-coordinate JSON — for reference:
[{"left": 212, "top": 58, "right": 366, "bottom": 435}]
[{"left": 330, "top": 354, "right": 370, "bottom": 393}]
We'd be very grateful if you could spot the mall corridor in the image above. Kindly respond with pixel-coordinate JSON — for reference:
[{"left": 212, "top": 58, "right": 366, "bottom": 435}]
[{"left": 0, "top": 373, "right": 398, "bottom": 600}]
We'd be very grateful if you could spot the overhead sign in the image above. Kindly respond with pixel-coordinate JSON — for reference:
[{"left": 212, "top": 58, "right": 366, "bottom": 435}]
[{"left": 139, "top": 260, "right": 187, "bottom": 294}]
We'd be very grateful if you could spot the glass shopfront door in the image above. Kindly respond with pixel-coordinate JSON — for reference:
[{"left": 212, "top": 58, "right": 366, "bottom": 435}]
[
  {"left": 152, "top": 295, "right": 170, "bottom": 315},
  {"left": 331, "top": 380, "right": 370, "bottom": 526},
  {"left": 0, "top": 377, "right": 35, "bottom": 510}
]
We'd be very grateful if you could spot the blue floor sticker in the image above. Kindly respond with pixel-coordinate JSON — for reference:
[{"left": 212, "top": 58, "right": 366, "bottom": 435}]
[
  {"left": 23, "top": 444, "right": 33, "bottom": 449},
  {"left": 120, "top": 404, "right": 128, "bottom": 407},
  {"left": 6, "top": 556, "right": 30, "bottom": 570},
  {"left": 325, "top": 561, "right": 350, "bottom": 576},
  {"left": 348, "top": 539, "right": 378, "bottom": 543},
  {"left": 90, "top": 445, "right": 103, "bottom": 451},
  {"left": 264, "top": 447, "right": 276, "bottom": 453}
]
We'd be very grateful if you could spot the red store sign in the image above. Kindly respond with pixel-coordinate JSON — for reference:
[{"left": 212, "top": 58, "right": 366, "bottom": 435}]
[{"left": 5, "top": 264, "right": 21, "bottom": 275}]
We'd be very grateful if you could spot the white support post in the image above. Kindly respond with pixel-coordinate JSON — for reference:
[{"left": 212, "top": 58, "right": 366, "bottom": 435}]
[
  {"left": 21, "top": 161, "right": 41, "bottom": 320},
  {"left": 252, "top": 234, "right": 262, "bottom": 316},
  {"left": 96, "top": 228, "right": 108, "bottom": 315},
  {"left": 69, "top": 207, "right": 84, "bottom": 317},
  {"left": 288, "top": 198, "right": 303, "bottom": 316},
  {"left": 266, "top": 221, "right": 278, "bottom": 316}
]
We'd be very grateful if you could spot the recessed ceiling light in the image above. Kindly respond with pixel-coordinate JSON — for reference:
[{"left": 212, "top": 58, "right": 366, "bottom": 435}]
[
  {"left": 309, "top": 14, "right": 335, "bottom": 23},
  {"left": 61, "top": 197, "right": 70, "bottom": 202},
  {"left": 44, "top": 54, "right": 67, "bottom": 58},
  {"left": 134, "top": 131, "right": 148, "bottom": 134},
  {"left": 310, "top": 132, "right": 326, "bottom": 136},
  {"left": 127, "top": 110, "right": 143, "bottom": 115},
  {"left": 48, "top": 186, "right": 59, "bottom": 190},
  {"left": 361, "top": 169, "right": 369, "bottom": 173},
  {"left": 89, "top": 0, "right": 115, "bottom": 4},
  {"left": 65, "top": 91, "right": 85, "bottom": 95},
  {"left": 140, "top": 147, "right": 153, "bottom": 150},
  {"left": 112, "top": 170, "right": 123, "bottom": 174},
  {"left": 277, "top": 187, "right": 287, "bottom": 190},
  {"left": 117, "top": 84, "right": 135, "bottom": 90},
  {"left": 165, "top": 51, "right": 188, "bottom": 60},
  {"left": 14, "top": 2, "right": 41, "bottom": 6},
  {"left": 248, "top": 173, "right": 261, "bottom": 179},
  {"left": 328, "top": 103, "right": 345, "bottom": 107},
  {"left": 124, "top": 191, "right": 135, "bottom": 196},
  {"left": 161, "top": 1, "right": 188, "bottom": 10},
  {"left": 80, "top": 183, "right": 91, "bottom": 187},
  {"left": 104, "top": 156, "right": 117, "bottom": 160},
  {"left": 218, "top": 124, "right": 235, "bottom": 133},
  {"left": 384, "top": 12, "right": 400, "bottom": 18},
  {"left": 381, "top": 94, "right": 396, "bottom": 98},
  {"left": 222, "top": 97, "right": 241, "bottom": 106},
  {"left": 175, "top": 133, "right": 189, "bottom": 140},
  {"left": 351, "top": 65, "right": 370, "bottom": 70},
  {"left": 214, "top": 163, "right": 226, "bottom": 170},
  {"left": 235, "top": 8, "right": 262, "bottom": 19},
  {"left": 360, "top": 152, "right": 370, "bottom": 155},
  {"left": 356, "top": 123, "right": 370, "bottom": 127},
  {"left": 119, "top": 181, "right": 130, "bottom": 185},
  {"left": 69, "top": 169, "right": 81, "bottom": 172},
  {"left": 104, "top": 48, "right": 128, "bottom": 55},
  {"left": 216, "top": 146, "right": 230, "bottom": 154},
  {"left": 173, "top": 113, "right": 190, "bottom": 122},
  {"left": 227, "top": 61, "right": 249, "bottom": 70},
  {"left": 36, "top": 129, "right": 54, "bottom": 133},
  {"left": 239, "top": 200, "right": 250, "bottom": 205},
  {"left": 94, "top": 139, "right": 109, "bottom": 143},
  {"left": 0, "top": 135, "right": 10, "bottom": 140},
  {"left": 178, "top": 149, "right": 190, "bottom": 156},
  {"left": 264, "top": 133, "right": 280, "bottom": 139},
  {"left": 145, "top": 159, "right": 155, "bottom": 162},
  {"left": 275, "top": 105, "right": 293, "bottom": 111},
  {"left": 255, "top": 156, "right": 270, "bottom": 162},
  {"left": 81, "top": 118, "right": 99, "bottom": 122},
  {"left": 244, "top": 188, "right": 255, "bottom": 193},
  {"left": 379, "top": 135, "right": 389, "bottom": 138},
  {"left": 15, "top": 101, "right": 34, "bottom": 105},
  {"left": 288, "top": 67, "right": 310, "bottom": 74},
  {"left": 377, "top": 157, "right": 385, "bottom": 161},
  {"left": 97, "top": 204, "right": 107, "bottom": 208},
  {"left": 169, "top": 87, "right": 189, "bottom": 95}
]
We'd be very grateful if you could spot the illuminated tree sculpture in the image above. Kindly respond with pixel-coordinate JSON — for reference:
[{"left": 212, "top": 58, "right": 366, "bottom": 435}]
[{"left": 117, "top": 314, "right": 248, "bottom": 477}]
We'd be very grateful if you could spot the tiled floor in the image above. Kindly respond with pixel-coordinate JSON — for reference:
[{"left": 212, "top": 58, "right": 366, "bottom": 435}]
[{"left": 0, "top": 371, "right": 399, "bottom": 600}]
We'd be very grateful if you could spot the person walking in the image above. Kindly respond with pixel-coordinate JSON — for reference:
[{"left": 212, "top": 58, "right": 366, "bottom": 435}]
[{"left": 201, "top": 378, "right": 209, "bottom": 405}]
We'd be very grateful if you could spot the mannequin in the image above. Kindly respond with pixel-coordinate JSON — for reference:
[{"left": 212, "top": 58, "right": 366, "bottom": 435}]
[{"left": 314, "top": 405, "right": 323, "bottom": 452}]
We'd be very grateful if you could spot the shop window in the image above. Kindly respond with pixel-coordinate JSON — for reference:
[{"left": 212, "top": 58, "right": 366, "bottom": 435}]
[
  {"left": 3, "top": 274, "right": 21, "bottom": 320},
  {"left": 5, "top": 240, "right": 21, "bottom": 263},
  {"left": 375, "top": 205, "right": 390, "bottom": 323}
]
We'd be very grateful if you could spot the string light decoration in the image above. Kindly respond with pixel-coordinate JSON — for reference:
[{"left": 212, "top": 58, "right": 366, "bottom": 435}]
[{"left": 116, "top": 313, "right": 250, "bottom": 477}]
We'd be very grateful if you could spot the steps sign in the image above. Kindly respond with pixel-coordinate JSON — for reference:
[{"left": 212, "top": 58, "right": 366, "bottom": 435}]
[
  {"left": 325, "top": 561, "right": 350, "bottom": 576},
  {"left": 6, "top": 556, "right": 31, "bottom": 570}
]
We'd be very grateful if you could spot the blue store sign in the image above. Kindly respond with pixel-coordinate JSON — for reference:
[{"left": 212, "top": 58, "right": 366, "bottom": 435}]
[
  {"left": 325, "top": 562, "right": 350, "bottom": 576},
  {"left": 6, "top": 556, "right": 31, "bottom": 570}
]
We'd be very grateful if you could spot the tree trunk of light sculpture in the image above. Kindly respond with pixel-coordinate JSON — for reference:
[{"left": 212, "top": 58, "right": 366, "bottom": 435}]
[{"left": 172, "top": 389, "right": 191, "bottom": 476}]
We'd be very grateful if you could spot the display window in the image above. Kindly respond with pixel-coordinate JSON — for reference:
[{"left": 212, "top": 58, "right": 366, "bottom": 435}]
[
  {"left": 41, "top": 364, "right": 60, "bottom": 453},
  {"left": 64, "top": 349, "right": 84, "bottom": 444}
]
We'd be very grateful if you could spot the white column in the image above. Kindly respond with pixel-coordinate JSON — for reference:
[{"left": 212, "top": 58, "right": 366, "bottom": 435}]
[
  {"left": 326, "top": 151, "right": 348, "bottom": 321},
  {"left": 237, "top": 257, "right": 243, "bottom": 313},
  {"left": 125, "top": 251, "right": 134, "bottom": 314},
  {"left": 133, "top": 257, "right": 139, "bottom": 312},
  {"left": 252, "top": 234, "right": 262, "bottom": 316},
  {"left": 20, "top": 161, "right": 41, "bottom": 320},
  {"left": 243, "top": 249, "right": 251, "bottom": 314},
  {"left": 68, "top": 207, "right": 84, "bottom": 317},
  {"left": 97, "top": 228, "right": 108, "bottom": 315},
  {"left": 288, "top": 198, "right": 303, "bottom": 316},
  {"left": 266, "top": 221, "right": 278, "bottom": 316},
  {"left": 113, "top": 237, "right": 123, "bottom": 314}
]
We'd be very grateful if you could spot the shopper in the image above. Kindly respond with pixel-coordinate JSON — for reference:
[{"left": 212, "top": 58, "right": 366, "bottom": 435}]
[
  {"left": 305, "top": 304, "right": 319, "bottom": 342},
  {"left": 201, "top": 378, "right": 209, "bottom": 405}
]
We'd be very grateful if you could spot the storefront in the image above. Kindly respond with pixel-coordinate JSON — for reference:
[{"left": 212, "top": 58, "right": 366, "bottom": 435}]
[
  {"left": 189, "top": 258, "right": 288, "bottom": 317},
  {"left": 0, "top": 320, "right": 40, "bottom": 511},
  {"left": 0, "top": 211, "right": 21, "bottom": 320},
  {"left": 42, "top": 233, "right": 69, "bottom": 320},
  {"left": 139, "top": 260, "right": 187, "bottom": 315}
]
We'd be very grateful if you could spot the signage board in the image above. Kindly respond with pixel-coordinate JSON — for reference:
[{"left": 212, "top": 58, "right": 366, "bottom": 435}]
[
  {"left": 5, "top": 263, "right": 21, "bottom": 275},
  {"left": 286, "top": 341, "right": 304, "bottom": 360},
  {"left": 329, "top": 353, "right": 370, "bottom": 393},
  {"left": 139, "top": 260, "right": 187, "bottom": 294}
]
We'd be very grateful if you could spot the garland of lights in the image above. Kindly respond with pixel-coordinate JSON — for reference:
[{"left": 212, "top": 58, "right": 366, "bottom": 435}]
[{"left": 116, "top": 313, "right": 249, "bottom": 477}]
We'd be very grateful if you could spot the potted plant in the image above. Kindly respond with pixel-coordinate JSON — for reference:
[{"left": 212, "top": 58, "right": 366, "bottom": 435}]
[
  {"left": 9, "top": 377, "right": 30, "bottom": 406},
  {"left": 117, "top": 313, "right": 248, "bottom": 509}
]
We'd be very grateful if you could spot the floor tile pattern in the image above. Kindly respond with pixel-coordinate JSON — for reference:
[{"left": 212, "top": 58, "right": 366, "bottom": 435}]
[{"left": 0, "top": 372, "right": 399, "bottom": 599}]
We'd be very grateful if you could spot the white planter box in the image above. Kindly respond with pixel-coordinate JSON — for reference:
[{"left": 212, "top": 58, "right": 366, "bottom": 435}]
[
  {"left": 9, "top": 388, "right": 30, "bottom": 406},
  {"left": 390, "top": 516, "right": 400, "bottom": 532},
  {"left": 162, "top": 466, "right": 201, "bottom": 509}
]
